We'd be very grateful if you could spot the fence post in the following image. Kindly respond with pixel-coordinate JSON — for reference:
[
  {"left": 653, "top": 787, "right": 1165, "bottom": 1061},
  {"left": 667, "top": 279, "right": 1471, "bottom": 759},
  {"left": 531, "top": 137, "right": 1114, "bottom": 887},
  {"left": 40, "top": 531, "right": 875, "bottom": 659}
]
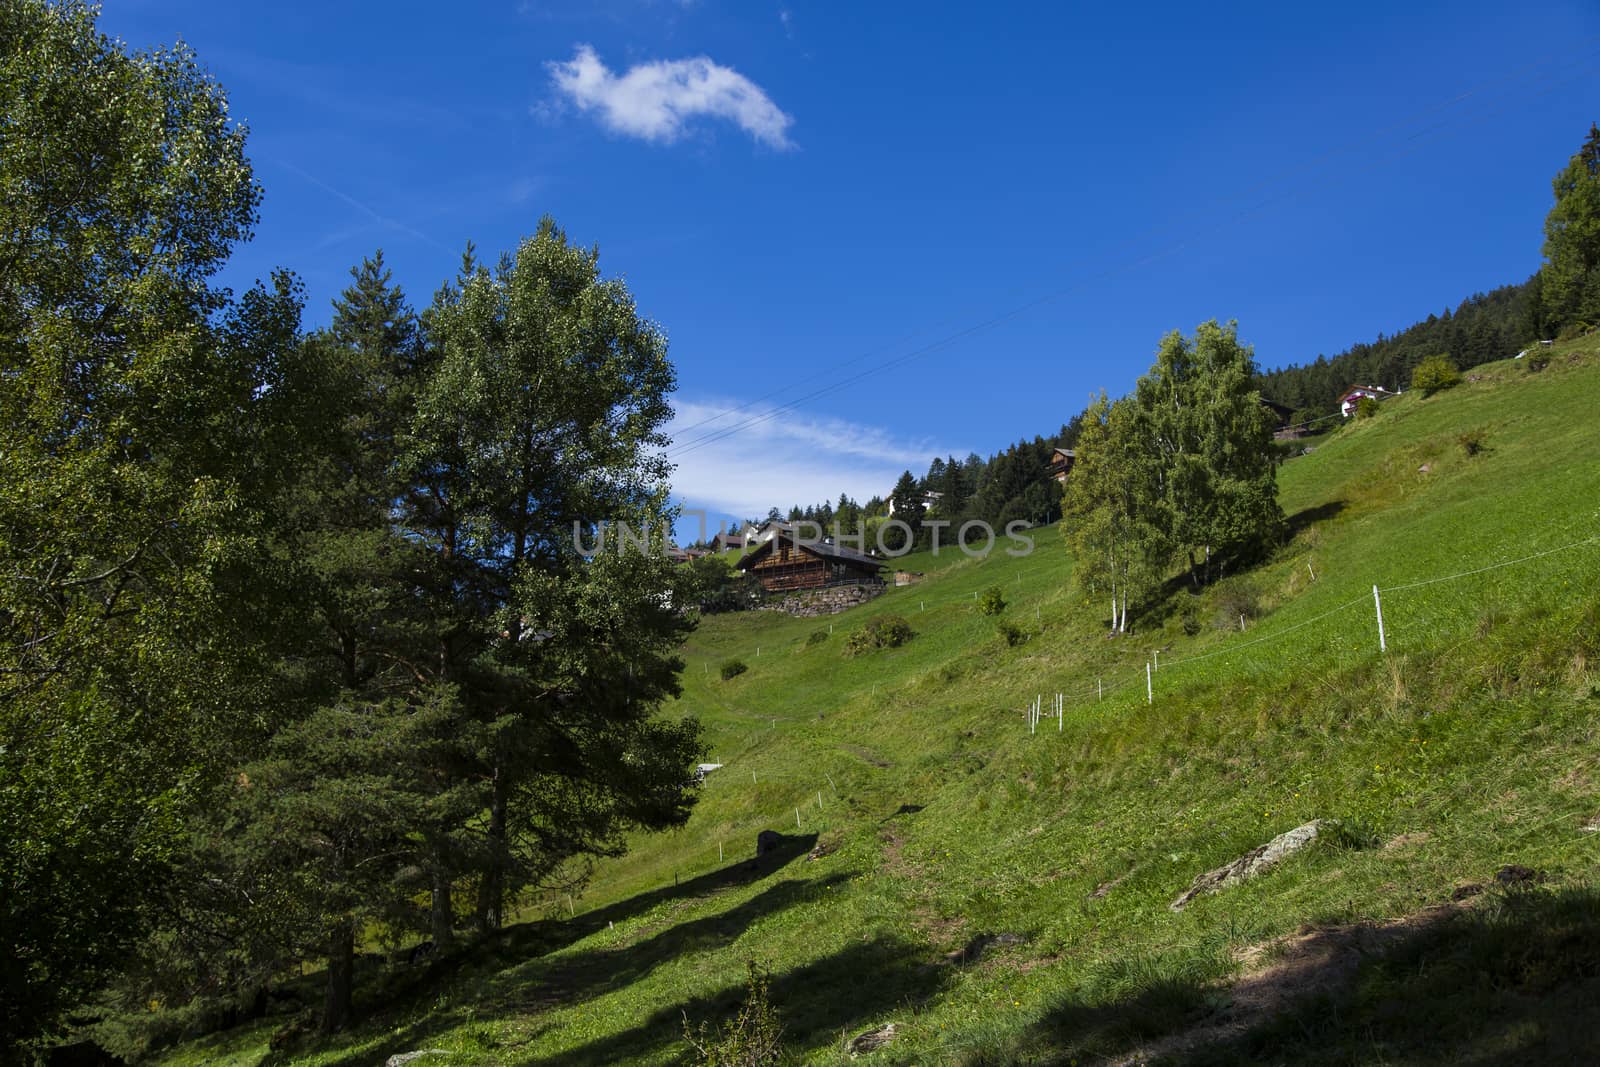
[
  {"left": 1146, "top": 662, "right": 1153, "bottom": 704},
  {"left": 1373, "top": 584, "right": 1387, "bottom": 652},
  {"left": 1098, "top": 678, "right": 1102, "bottom": 701}
]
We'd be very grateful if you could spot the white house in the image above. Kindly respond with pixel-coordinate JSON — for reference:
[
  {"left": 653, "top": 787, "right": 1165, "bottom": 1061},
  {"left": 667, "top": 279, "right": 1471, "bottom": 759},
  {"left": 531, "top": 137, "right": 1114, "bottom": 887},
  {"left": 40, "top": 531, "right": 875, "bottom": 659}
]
[{"left": 1338, "top": 384, "right": 1400, "bottom": 417}]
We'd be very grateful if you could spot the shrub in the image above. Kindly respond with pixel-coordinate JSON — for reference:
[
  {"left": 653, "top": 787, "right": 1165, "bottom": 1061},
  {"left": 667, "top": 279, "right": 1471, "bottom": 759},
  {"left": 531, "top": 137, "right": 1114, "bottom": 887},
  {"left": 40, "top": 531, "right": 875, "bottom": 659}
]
[
  {"left": 683, "top": 960, "right": 783, "bottom": 1066},
  {"left": 843, "top": 615, "right": 912, "bottom": 656},
  {"left": 1356, "top": 396, "right": 1380, "bottom": 419},
  {"left": 1459, "top": 428, "right": 1488, "bottom": 457},
  {"left": 1411, "top": 354, "right": 1462, "bottom": 396},
  {"left": 805, "top": 629, "right": 828, "bottom": 647},
  {"left": 995, "top": 620, "right": 1028, "bottom": 647},
  {"left": 1556, "top": 320, "right": 1592, "bottom": 342},
  {"left": 977, "top": 586, "right": 1006, "bottom": 616},
  {"left": 1526, "top": 352, "right": 1550, "bottom": 372},
  {"left": 719, "top": 660, "right": 748, "bottom": 681},
  {"left": 1180, "top": 603, "right": 1203, "bottom": 637},
  {"left": 1214, "top": 580, "right": 1261, "bottom": 631}
]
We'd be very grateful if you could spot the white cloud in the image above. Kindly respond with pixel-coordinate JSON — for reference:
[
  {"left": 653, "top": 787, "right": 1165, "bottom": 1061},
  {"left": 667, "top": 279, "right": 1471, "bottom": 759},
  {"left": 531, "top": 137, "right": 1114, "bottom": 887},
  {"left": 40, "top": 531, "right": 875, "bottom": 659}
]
[
  {"left": 546, "top": 45, "right": 795, "bottom": 149},
  {"left": 665, "top": 397, "right": 961, "bottom": 524}
]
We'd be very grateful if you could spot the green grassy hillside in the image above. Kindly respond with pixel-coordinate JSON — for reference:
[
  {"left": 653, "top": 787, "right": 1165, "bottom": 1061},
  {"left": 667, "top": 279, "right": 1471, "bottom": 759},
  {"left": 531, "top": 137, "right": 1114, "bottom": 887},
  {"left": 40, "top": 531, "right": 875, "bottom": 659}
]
[{"left": 151, "top": 337, "right": 1600, "bottom": 1066}]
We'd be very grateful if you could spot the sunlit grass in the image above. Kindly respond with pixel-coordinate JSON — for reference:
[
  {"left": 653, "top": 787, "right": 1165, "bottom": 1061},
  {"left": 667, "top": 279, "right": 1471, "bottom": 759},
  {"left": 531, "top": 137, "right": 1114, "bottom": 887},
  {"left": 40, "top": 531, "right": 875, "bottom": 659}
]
[{"left": 147, "top": 335, "right": 1600, "bottom": 1066}]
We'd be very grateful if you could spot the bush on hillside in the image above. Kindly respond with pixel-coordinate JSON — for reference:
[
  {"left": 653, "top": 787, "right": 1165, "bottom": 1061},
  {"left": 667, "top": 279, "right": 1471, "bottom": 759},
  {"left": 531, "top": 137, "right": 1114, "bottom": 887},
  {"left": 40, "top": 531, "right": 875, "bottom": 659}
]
[
  {"left": 1356, "top": 396, "right": 1380, "bottom": 419},
  {"left": 843, "top": 615, "right": 912, "bottom": 656},
  {"left": 1556, "top": 320, "right": 1593, "bottom": 342},
  {"left": 806, "top": 629, "right": 828, "bottom": 647},
  {"left": 683, "top": 960, "right": 783, "bottom": 1066},
  {"left": 1412, "top": 355, "right": 1462, "bottom": 396},
  {"left": 978, "top": 586, "right": 1006, "bottom": 616},
  {"left": 995, "top": 620, "right": 1028, "bottom": 647},
  {"left": 720, "top": 660, "right": 748, "bottom": 681}
]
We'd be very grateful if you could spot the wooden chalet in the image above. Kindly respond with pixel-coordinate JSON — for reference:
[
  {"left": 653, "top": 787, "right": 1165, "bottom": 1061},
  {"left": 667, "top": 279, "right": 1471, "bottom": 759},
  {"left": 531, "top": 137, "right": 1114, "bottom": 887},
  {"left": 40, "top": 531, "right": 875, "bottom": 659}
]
[
  {"left": 736, "top": 528, "right": 885, "bottom": 593},
  {"left": 1047, "top": 447, "right": 1076, "bottom": 483}
]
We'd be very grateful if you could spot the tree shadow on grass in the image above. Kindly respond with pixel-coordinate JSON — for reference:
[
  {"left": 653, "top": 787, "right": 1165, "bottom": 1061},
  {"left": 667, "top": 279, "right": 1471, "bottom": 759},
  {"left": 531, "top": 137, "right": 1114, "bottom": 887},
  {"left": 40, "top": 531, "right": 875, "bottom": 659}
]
[
  {"left": 1285, "top": 500, "right": 1346, "bottom": 539},
  {"left": 340, "top": 832, "right": 822, "bottom": 1020},
  {"left": 277, "top": 837, "right": 852, "bottom": 1066},
  {"left": 514, "top": 934, "right": 946, "bottom": 1066},
  {"left": 472, "top": 870, "right": 859, "bottom": 1020},
  {"left": 1016, "top": 884, "right": 1600, "bottom": 1066}
]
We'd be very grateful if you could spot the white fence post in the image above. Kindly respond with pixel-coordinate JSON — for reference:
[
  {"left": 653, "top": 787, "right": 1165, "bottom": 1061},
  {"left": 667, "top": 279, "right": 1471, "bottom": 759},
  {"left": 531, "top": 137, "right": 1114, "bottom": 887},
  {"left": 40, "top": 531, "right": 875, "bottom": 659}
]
[
  {"left": 1373, "top": 584, "right": 1387, "bottom": 652},
  {"left": 1146, "top": 662, "right": 1153, "bottom": 704}
]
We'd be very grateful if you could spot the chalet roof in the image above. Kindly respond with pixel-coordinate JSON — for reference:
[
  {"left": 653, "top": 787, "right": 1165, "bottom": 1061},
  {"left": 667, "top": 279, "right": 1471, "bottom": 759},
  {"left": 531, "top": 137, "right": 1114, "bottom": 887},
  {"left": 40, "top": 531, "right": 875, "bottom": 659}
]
[
  {"left": 1338, "top": 384, "right": 1398, "bottom": 401},
  {"left": 1258, "top": 397, "right": 1294, "bottom": 421},
  {"left": 735, "top": 530, "right": 884, "bottom": 572}
]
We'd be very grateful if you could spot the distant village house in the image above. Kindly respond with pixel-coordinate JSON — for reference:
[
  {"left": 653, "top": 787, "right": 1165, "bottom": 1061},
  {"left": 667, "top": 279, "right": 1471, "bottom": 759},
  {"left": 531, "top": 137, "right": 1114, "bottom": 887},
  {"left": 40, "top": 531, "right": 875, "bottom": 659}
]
[
  {"left": 1047, "top": 447, "right": 1076, "bottom": 483},
  {"left": 736, "top": 528, "right": 885, "bottom": 593},
  {"left": 1337, "top": 385, "right": 1399, "bottom": 417}
]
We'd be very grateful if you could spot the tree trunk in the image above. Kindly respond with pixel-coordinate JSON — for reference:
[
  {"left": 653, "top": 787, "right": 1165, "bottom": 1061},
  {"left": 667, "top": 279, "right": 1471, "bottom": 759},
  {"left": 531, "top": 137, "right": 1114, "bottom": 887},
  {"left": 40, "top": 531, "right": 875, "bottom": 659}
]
[
  {"left": 430, "top": 861, "right": 454, "bottom": 947},
  {"left": 322, "top": 915, "right": 355, "bottom": 1034},
  {"left": 476, "top": 767, "right": 508, "bottom": 933}
]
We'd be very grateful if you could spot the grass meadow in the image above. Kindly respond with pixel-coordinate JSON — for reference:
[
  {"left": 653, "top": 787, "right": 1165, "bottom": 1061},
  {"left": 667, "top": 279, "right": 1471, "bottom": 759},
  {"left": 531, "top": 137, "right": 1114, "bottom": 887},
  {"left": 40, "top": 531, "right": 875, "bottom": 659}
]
[{"left": 147, "top": 335, "right": 1600, "bottom": 1065}]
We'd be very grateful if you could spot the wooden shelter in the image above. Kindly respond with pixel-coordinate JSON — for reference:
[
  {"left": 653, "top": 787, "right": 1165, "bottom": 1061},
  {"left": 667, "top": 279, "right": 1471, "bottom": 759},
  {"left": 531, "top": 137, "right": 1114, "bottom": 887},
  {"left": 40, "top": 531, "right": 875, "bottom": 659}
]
[
  {"left": 1047, "top": 447, "right": 1076, "bottom": 483},
  {"left": 736, "top": 528, "right": 885, "bottom": 593}
]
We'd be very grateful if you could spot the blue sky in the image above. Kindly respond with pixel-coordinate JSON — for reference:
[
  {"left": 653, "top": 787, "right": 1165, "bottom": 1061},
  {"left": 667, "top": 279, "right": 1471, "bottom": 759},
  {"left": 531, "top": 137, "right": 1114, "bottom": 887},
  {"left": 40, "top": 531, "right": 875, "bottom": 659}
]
[{"left": 102, "top": 1, "right": 1599, "bottom": 524}]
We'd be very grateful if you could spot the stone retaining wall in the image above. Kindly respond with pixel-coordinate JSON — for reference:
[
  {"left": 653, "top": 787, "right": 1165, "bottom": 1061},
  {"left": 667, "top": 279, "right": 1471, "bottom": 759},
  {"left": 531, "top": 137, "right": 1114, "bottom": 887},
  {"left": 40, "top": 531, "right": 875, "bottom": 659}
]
[{"left": 759, "top": 583, "right": 885, "bottom": 618}]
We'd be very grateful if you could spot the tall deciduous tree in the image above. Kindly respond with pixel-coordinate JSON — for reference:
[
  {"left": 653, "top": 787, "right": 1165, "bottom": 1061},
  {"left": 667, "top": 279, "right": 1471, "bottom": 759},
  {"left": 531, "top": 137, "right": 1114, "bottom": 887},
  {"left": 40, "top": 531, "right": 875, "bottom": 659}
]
[
  {"left": 0, "top": 1, "right": 304, "bottom": 1049},
  {"left": 1062, "top": 394, "right": 1168, "bottom": 633},
  {"left": 1129, "top": 321, "right": 1283, "bottom": 585},
  {"left": 1541, "top": 123, "right": 1600, "bottom": 330}
]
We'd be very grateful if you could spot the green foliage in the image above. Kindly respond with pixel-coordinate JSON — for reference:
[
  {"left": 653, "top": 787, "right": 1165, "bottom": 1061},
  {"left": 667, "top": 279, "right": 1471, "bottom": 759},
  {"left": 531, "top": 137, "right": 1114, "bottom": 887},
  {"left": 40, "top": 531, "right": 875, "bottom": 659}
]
[
  {"left": 681, "top": 554, "right": 760, "bottom": 614},
  {"left": 1064, "top": 322, "right": 1284, "bottom": 633},
  {"left": 1411, "top": 354, "right": 1462, "bottom": 396},
  {"left": 1459, "top": 428, "right": 1488, "bottom": 457},
  {"left": 0, "top": 2, "right": 305, "bottom": 1048},
  {"left": 1356, "top": 395, "right": 1381, "bottom": 419},
  {"left": 720, "top": 660, "right": 749, "bottom": 681},
  {"left": 806, "top": 630, "right": 829, "bottom": 647},
  {"left": 1540, "top": 123, "right": 1600, "bottom": 331},
  {"left": 1556, "top": 320, "right": 1593, "bottom": 341},
  {"left": 995, "top": 619, "right": 1028, "bottom": 647},
  {"left": 843, "top": 615, "right": 913, "bottom": 656},
  {"left": 682, "top": 960, "right": 783, "bottom": 1067},
  {"left": 978, "top": 586, "right": 1007, "bottom": 616}
]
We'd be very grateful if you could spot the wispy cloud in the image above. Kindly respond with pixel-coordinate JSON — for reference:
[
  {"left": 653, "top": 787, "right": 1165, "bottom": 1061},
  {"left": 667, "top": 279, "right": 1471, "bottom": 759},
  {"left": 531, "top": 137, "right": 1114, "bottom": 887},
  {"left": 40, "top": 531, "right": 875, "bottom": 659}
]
[
  {"left": 666, "top": 397, "right": 959, "bottom": 521},
  {"left": 545, "top": 45, "right": 794, "bottom": 149},
  {"left": 273, "top": 159, "right": 452, "bottom": 253}
]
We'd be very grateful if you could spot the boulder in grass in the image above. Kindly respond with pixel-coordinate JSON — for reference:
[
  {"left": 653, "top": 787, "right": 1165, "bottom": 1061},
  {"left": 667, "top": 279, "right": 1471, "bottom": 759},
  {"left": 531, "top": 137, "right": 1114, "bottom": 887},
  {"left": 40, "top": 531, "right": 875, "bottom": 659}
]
[
  {"left": 1170, "top": 820, "right": 1328, "bottom": 912},
  {"left": 847, "top": 1023, "right": 897, "bottom": 1056},
  {"left": 385, "top": 1052, "right": 449, "bottom": 1067}
]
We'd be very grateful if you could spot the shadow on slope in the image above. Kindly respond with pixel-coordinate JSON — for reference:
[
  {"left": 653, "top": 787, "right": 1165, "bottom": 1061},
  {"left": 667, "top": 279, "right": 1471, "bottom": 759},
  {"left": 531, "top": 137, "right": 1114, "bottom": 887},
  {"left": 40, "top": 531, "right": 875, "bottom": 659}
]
[
  {"left": 1010, "top": 884, "right": 1600, "bottom": 1066},
  {"left": 266, "top": 834, "right": 824, "bottom": 1066},
  {"left": 519, "top": 934, "right": 946, "bottom": 1066}
]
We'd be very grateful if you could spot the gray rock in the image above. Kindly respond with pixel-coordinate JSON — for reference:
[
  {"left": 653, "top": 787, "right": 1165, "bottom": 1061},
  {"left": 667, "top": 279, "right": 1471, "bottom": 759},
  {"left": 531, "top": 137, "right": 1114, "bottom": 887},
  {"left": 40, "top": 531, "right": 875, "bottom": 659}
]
[
  {"left": 385, "top": 1052, "right": 449, "bottom": 1067},
  {"left": 1170, "top": 820, "right": 1328, "bottom": 911},
  {"left": 847, "top": 1023, "right": 896, "bottom": 1056}
]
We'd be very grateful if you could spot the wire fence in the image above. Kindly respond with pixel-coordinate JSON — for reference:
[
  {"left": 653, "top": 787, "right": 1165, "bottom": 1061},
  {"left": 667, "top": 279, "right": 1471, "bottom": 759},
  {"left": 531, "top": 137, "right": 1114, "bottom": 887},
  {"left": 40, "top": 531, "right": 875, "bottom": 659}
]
[
  {"left": 1020, "top": 532, "right": 1600, "bottom": 719},
  {"left": 558, "top": 531, "right": 1600, "bottom": 920}
]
